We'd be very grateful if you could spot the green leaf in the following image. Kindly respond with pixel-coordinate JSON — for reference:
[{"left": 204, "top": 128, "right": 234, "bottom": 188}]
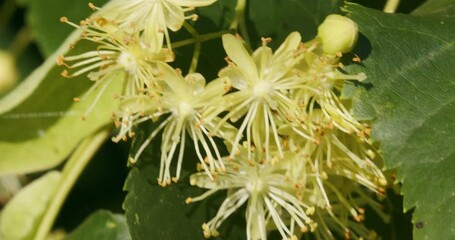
[
  {"left": 15, "top": 0, "right": 30, "bottom": 7},
  {"left": 194, "top": 0, "right": 236, "bottom": 32},
  {"left": 65, "top": 210, "right": 131, "bottom": 240},
  {"left": 345, "top": 3, "right": 455, "bottom": 239},
  {"left": 123, "top": 135, "right": 244, "bottom": 240},
  {"left": 26, "top": 0, "right": 108, "bottom": 56},
  {"left": 165, "top": 0, "right": 236, "bottom": 80},
  {"left": 0, "top": 40, "right": 125, "bottom": 174},
  {"left": 412, "top": 0, "right": 455, "bottom": 17},
  {"left": 0, "top": 31, "right": 80, "bottom": 114},
  {"left": 0, "top": 171, "right": 61, "bottom": 240},
  {"left": 247, "top": 0, "right": 343, "bottom": 48}
]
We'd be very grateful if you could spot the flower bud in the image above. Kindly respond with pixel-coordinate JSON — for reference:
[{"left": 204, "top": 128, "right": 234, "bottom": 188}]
[
  {"left": 0, "top": 50, "right": 18, "bottom": 93},
  {"left": 317, "top": 14, "right": 359, "bottom": 54}
]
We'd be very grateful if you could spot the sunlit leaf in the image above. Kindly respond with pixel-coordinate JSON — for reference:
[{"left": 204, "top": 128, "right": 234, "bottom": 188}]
[
  {"left": 0, "top": 171, "right": 61, "bottom": 240},
  {"left": 345, "top": 3, "right": 455, "bottom": 239},
  {"left": 0, "top": 40, "right": 125, "bottom": 174}
]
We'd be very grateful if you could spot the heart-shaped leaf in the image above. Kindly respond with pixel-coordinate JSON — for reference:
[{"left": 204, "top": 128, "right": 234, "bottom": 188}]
[{"left": 344, "top": 3, "right": 455, "bottom": 239}]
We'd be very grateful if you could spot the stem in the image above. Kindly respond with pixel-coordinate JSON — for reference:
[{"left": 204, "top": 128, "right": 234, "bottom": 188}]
[
  {"left": 171, "top": 23, "right": 227, "bottom": 72},
  {"left": 229, "top": 0, "right": 246, "bottom": 31},
  {"left": 189, "top": 41, "right": 201, "bottom": 73},
  {"left": 171, "top": 38, "right": 197, "bottom": 49},
  {"left": 183, "top": 22, "right": 198, "bottom": 37},
  {"left": 171, "top": 31, "right": 228, "bottom": 49},
  {"left": 183, "top": 22, "right": 201, "bottom": 73},
  {"left": 9, "top": 26, "right": 32, "bottom": 58},
  {"left": 33, "top": 128, "right": 110, "bottom": 240},
  {"left": 198, "top": 30, "right": 229, "bottom": 42},
  {"left": 384, "top": 0, "right": 400, "bottom": 13},
  {"left": 229, "top": 0, "right": 252, "bottom": 52},
  {"left": 180, "top": 23, "right": 229, "bottom": 73}
]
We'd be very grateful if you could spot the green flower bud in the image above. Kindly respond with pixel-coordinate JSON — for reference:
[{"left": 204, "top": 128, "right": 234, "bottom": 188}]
[
  {"left": 0, "top": 50, "right": 18, "bottom": 93},
  {"left": 317, "top": 14, "right": 359, "bottom": 54}
]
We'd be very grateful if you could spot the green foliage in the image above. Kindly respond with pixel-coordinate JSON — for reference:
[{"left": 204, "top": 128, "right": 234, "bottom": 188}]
[
  {"left": 412, "top": 0, "right": 455, "bottom": 16},
  {"left": 345, "top": 3, "right": 455, "bottom": 239},
  {"left": 124, "top": 152, "right": 245, "bottom": 240},
  {"left": 247, "top": 0, "right": 343, "bottom": 48},
  {"left": 0, "top": 0, "right": 121, "bottom": 175},
  {"left": 26, "top": 0, "right": 108, "bottom": 56},
  {"left": 0, "top": 171, "right": 61, "bottom": 240},
  {"left": 65, "top": 210, "right": 130, "bottom": 240},
  {"left": 0, "top": 64, "right": 124, "bottom": 174},
  {"left": 0, "top": 31, "right": 79, "bottom": 114}
]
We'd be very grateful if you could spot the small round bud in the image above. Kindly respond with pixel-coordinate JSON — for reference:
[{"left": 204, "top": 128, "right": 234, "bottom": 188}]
[
  {"left": 0, "top": 51, "right": 18, "bottom": 93},
  {"left": 317, "top": 14, "right": 359, "bottom": 54}
]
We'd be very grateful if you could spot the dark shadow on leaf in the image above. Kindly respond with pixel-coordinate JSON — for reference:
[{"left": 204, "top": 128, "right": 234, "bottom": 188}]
[{"left": 341, "top": 32, "right": 372, "bottom": 67}]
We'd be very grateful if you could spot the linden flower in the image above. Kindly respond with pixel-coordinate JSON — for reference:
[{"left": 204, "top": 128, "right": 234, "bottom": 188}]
[
  {"left": 297, "top": 110, "right": 384, "bottom": 191},
  {"left": 90, "top": 0, "right": 217, "bottom": 48},
  {"left": 187, "top": 147, "right": 318, "bottom": 240},
  {"left": 311, "top": 179, "right": 386, "bottom": 240},
  {"left": 216, "top": 32, "right": 309, "bottom": 161},
  {"left": 122, "top": 62, "right": 230, "bottom": 186},
  {"left": 277, "top": 130, "right": 387, "bottom": 240},
  {"left": 58, "top": 17, "right": 173, "bottom": 119},
  {"left": 111, "top": 92, "right": 160, "bottom": 143},
  {"left": 293, "top": 39, "right": 366, "bottom": 135},
  {"left": 319, "top": 131, "right": 387, "bottom": 194},
  {"left": 281, "top": 110, "right": 386, "bottom": 209}
]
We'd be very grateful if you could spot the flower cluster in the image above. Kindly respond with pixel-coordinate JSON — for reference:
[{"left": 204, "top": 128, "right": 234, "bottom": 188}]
[
  {"left": 58, "top": 1, "right": 387, "bottom": 238},
  {"left": 58, "top": 0, "right": 223, "bottom": 185},
  {"left": 187, "top": 26, "right": 387, "bottom": 239}
]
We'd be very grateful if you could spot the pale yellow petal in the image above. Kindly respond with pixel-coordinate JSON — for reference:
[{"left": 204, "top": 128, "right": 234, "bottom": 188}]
[
  {"left": 223, "top": 91, "right": 251, "bottom": 122},
  {"left": 219, "top": 67, "right": 248, "bottom": 90},
  {"left": 142, "top": 21, "right": 164, "bottom": 52},
  {"left": 190, "top": 173, "right": 243, "bottom": 189},
  {"left": 157, "top": 62, "right": 188, "bottom": 96},
  {"left": 251, "top": 46, "right": 273, "bottom": 80},
  {"left": 222, "top": 34, "right": 258, "bottom": 82},
  {"left": 119, "top": 94, "right": 158, "bottom": 114},
  {"left": 213, "top": 119, "right": 238, "bottom": 142},
  {"left": 185, "top": 72, "right": 206, "bottom": 95},
  {"left": 168, "top": 0, "right": 217, "bottom": 7},
  {"left": 273, "top": 31, "right": 301, "bottom": 63},
  {"left": 163, "top": 1, "right": 185, "bottom": 31},
  {"left": 197, "top": 77, "right": 225, "bottom": 102}
]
